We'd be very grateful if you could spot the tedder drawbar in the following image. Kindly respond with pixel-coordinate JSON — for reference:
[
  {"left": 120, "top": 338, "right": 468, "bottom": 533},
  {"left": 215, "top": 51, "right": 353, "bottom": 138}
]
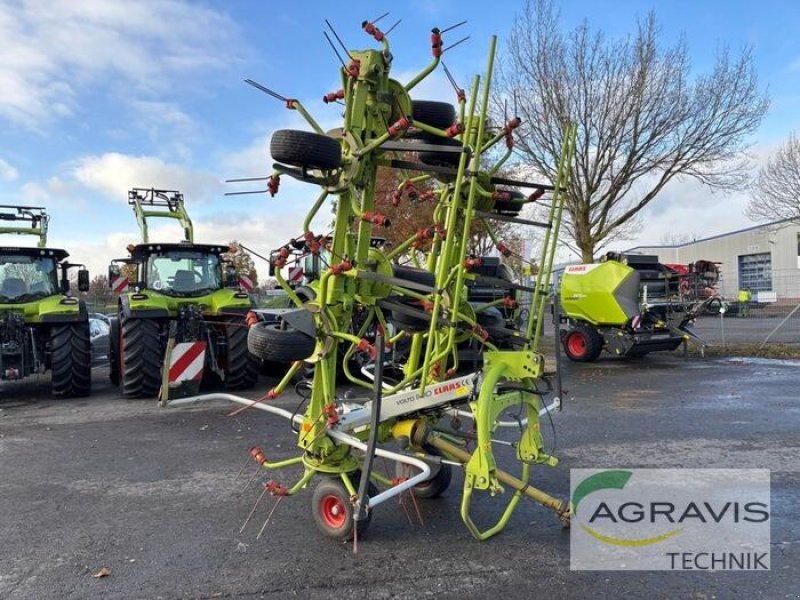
[{"left": 168, "top": 18, "right": 577, "bottom": 542}]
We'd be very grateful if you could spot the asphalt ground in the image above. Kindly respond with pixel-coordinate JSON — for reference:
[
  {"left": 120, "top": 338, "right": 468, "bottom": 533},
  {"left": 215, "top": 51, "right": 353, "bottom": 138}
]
[
  {"left": 690, "top": 314, "right": 800, "bottom": 345},
  {"left": 0, "top": 355, "right": 798, "bottom": 600}
]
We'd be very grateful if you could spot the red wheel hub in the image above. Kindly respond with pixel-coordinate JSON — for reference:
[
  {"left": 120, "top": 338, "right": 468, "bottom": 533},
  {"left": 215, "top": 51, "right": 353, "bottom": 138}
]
[
  {"left": 566, "top": 332, "right": 587, "bottom": 356},
  {"left": 320, "top": 494, "right": 347, "bottom": 528}
]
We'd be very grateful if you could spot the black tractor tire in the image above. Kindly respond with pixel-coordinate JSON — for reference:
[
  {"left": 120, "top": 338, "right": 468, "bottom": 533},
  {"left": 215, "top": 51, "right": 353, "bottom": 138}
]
[
  {"left": 311, "top": 474, "right": 377, "bottom": 540},
  {"left": 270, "top": 129, "right": 342, "bottom": 170},
  {"left": 224, "top": 317, "right": 259, "bottom": 390},
  {"left": 411, "top": 100, "right": 456, "bottom": 128},
  {"left": 563, "top": 325, "right": 603, "bottom": 362},
  {"left": 50, "top": 323, "right": 92, "bottom": 398},
  {"left": 120, "top": 317, "right": 164, "bottom": 398},
  {"left": 108, "top": 317, "right": 120, "bottom": 386},
  {"left": 247, "top": 322, "right": 315, "bottom": 363}
]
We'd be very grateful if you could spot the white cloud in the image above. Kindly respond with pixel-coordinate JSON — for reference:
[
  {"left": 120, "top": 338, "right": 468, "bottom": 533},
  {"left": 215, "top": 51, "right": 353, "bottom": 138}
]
[
  {"left": 0, "top": 158, "right": 18, "bottom": 181},
  {"left": 0, "top": 0, "right": 242, "bottom": 128},
  {"left": 21, "top": 176, "right": 74, "bottom": 202},
  {"left": 72, "top": 153, "right": 223, "bottom": 203}
]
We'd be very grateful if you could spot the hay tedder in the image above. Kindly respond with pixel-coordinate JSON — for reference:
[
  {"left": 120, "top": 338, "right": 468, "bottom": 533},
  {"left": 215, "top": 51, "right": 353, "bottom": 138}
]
[{"left": 169, "top": 18, "right": 576, "bottom": 542}]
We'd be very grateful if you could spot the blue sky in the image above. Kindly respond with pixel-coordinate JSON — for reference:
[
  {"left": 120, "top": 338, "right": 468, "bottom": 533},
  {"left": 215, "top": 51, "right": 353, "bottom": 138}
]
[{"left": 1, "top": 0, "right": 799, "bottom": 276}]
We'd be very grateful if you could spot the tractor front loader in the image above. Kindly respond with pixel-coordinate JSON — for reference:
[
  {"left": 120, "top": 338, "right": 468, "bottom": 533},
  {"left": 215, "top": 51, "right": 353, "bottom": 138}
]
[
  {"left": 108, "top": 188, "right": 258, "bottom": 398},
  {"left": 0, "top": 205, "right": 92, "bottom": 397}
]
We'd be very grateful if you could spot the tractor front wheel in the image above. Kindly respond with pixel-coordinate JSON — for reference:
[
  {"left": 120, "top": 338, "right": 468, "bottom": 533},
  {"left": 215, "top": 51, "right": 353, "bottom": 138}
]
[
  {"left": 224, "top": 316, "right": 259, "bottom": 390},
  {"left": 50, "top": 323, "right": 92, "bottom": 397},
  {"left": 120, "top": 317, "right": 164, "bottom": 398},
  {"left": 311, "top": 475, "right": 376, "bottom": 540},
  {"left": 563, "top": 325, "right": 603, "bottom": 362}
]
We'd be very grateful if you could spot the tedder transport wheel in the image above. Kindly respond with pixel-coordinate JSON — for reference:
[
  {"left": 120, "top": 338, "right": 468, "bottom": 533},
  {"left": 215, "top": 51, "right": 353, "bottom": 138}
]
[
  {"left": 311, "top": 475, "right": 377, "bottom": 540},
  {"left": 50, "top": 323, "right": 92, "bottom": 397},
  {"left": 120, "top": 317, "right": 164, "bottom": 398},
  {"left": 411, "top": 100, "right": 456, "bottom": 128},
  {"left": 224, "top": 317, "right": 259, "bottom": 390},
  {"left": 395, "top": 447, "right": 453, "bottom": 499},
  {"left": 563, "top": 325, "right": 603, "bottom": 362},
  {"left": 270, "top": 129, "right": 342, "bottom": 171},
  {"left": 108, "top": 317, "right": 120, "bottom": 386},
  {"left": 417, "top": 135, "right": 463, "bottom": 169},
  {"left": 247, "top": 322, "right": 315, "bottom": 363}
]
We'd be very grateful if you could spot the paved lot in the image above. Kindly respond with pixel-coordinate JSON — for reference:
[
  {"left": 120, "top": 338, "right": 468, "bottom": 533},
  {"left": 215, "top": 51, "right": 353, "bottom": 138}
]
[{"left": 1, "top": 355, "right": 798, "bottom": 599}]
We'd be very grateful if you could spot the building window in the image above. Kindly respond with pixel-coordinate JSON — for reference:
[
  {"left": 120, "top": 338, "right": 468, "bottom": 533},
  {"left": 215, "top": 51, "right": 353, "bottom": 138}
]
[{"left": 738, "top": 253, "right": 772, "bottom": 292}]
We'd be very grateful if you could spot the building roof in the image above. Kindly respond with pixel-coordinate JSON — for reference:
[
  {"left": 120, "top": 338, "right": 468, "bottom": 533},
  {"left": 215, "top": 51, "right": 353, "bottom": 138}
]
[{"left": 625, "top": 217, "right": 798, "bottom": 252}]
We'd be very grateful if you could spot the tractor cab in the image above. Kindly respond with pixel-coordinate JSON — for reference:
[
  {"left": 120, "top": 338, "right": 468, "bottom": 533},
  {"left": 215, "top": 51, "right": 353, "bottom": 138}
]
[
  {"left": 120, "top": 243, "right": 236, "bottom": 298},
  {"left": 0, "top": 248, "right": 89, "bottom": 304}
]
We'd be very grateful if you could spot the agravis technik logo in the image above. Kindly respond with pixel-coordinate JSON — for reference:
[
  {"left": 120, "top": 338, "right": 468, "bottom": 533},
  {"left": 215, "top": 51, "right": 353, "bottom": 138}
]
[{"left": 570, "top": 469, "right": 771, "bottom": 571}]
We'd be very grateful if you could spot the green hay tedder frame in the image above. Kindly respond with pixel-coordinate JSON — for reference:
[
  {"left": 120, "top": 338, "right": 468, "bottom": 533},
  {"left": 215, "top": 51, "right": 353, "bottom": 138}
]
[{"left": 171, "top": 18, "right": 577, "bottom": 542}]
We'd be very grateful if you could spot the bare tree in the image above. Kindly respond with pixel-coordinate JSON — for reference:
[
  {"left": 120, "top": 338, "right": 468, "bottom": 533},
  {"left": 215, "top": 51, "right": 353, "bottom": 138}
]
[
  {"left": 747, "top": 133, "right": 800, "bottom": 223},
  {"left": 497, "top": 0, "right": 769, "bottom": 261}
]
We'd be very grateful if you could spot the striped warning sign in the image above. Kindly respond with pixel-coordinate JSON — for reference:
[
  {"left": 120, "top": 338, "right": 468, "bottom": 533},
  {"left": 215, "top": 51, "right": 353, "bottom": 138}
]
[
  {"left": 168, "top": 341, "right": 206, "bottom": 383},
  {"left": 111, "top": 275, "right": 129, "bottom": 294},
  {"left": 288, "top": 265, "right": 304, "bottom": 283},
  {"left": 239, "top": 274, "right": 254, "bottom": 291}
]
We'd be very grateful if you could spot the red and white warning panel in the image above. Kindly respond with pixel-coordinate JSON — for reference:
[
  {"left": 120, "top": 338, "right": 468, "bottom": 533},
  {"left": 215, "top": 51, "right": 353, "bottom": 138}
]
[
  {"left": 168, "top": 341, "right": 206, "bottom": 384},
  {"left": 288, "top": 265, "right": 304, "bottom": 283},
  {"left": 111, "top": 275, "right": 129, "bottom": 294},
  {"left": 239, "top": 274, "right": 254, "bottom": 291}
]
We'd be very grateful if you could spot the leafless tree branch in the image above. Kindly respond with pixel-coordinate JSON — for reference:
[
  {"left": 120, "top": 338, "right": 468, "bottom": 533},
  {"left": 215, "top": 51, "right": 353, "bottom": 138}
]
[{"left": 495, "top": 0, "right": 769, "bottom": 261}]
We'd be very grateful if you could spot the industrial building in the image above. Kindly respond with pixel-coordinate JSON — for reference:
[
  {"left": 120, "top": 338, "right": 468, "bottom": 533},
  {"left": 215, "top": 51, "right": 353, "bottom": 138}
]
[{"left": 626, "top": 219, "right": 800, "bottom": 303}]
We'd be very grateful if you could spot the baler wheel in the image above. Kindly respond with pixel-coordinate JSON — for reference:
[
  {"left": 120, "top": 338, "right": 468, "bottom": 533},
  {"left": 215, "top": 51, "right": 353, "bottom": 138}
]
[{"left": 563, "top": 325, "right": 603, "bottom": 362}]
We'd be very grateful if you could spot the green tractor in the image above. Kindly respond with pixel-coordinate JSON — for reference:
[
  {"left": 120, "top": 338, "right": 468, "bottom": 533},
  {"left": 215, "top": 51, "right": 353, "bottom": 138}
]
[
  {"left": 107, "top": 188, "right": 258, "bottom": 398},
  {"left": 0, "top": 205, "right": 92, "bottom": 396},
  {"left": 559, "top": 252, "right": 707, "bottom": 361}
]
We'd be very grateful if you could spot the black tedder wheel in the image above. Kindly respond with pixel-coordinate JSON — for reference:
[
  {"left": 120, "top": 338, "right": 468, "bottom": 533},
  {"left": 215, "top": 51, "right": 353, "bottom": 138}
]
[
  {"left": 50, "top": 323, "right": 92, "bottom": 398},
  {"left": 224, "top": 316, "right": 259, "bottom": 390},
  {"left": 108, "top": 317, "right": 120, "bottom": 386},
  {"left": 270, "top": 129, "right": 342, "bottom": 170},
  {"left": 311, "top": 475, "right": 377, "bottom": 540},
  {"left": 395, "top": 447, "right": 453, "bottom": 499},
  {"left": 247, "top": 322, "right": 315, "bottom": 363},
  {"left": 417, "top": 135, "right": 464, "bottom": 169},
  {"left": 120, "top": 317, "right": 164, "bottom": 398},
  {"left": 563, "top": 325, "right": 603, "bottom": 362},
  {"left": 411, "top": 100, "right": 456, "bottom": 128}
]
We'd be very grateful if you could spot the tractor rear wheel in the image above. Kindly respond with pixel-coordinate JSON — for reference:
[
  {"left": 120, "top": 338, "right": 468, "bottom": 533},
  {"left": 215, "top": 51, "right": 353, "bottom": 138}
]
[
  {"left": 224, "top": 316, "right": 259, "bottom": 390},
  {"left": 120, "top": 317, "right": 164, "bottom": 398},
  {"left": 50, "top": 323, "right": 92, "bottom": 397},
  {"left": 247, "top": 322, "right": 315, "bottom": 363},
  {"left": 563, "top": 325, "right": 603, "bottom": 362},
  {"left": 270, "top": 129, "right": 342, "bottom": 170},
  {"left": 108, "top": 317, "right": 120, "bottom": 386},
  {"left": 311, "top": 474, "right": 376, "bottom": 540}
]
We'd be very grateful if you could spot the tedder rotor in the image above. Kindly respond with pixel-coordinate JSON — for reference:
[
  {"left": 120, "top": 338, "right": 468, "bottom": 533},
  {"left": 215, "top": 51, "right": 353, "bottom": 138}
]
[{"left": 168, "top": 17, "right": 577, "bottom": 542}]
